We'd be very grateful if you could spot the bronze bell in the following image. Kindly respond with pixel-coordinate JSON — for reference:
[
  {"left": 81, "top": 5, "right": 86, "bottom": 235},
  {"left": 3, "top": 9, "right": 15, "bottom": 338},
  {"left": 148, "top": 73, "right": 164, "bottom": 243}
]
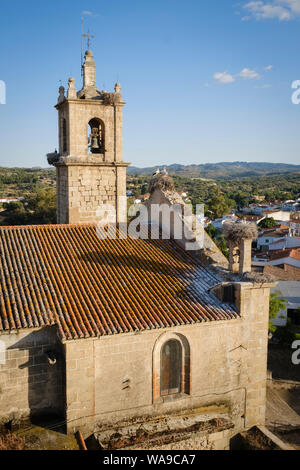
[
  {"left": 90, "top": 135, "right": 100, "bottom": 150},
  {"left": 89, "top": 127, "right": 101, "bottom": 153}
]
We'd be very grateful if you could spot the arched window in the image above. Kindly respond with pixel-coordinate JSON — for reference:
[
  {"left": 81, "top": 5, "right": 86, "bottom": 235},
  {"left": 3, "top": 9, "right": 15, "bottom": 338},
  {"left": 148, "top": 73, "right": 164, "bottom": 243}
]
[
  {"left": 160, "top": 340, "right": 182, "bottom": 396},
  {"left": 88, "top": 118, "right": 105, "bottom": 154},
  {"left": 62, "top": 118, "right": 67, "bottom": 153},
  {"left": 153, "top": 332, "right": 190, "bottom": 403}
]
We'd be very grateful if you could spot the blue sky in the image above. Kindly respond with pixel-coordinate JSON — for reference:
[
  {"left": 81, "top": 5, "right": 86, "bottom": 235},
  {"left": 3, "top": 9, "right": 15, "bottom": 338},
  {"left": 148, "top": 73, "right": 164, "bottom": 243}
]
[{"left": 0, "top": 0, "right": 299, "bottom": 168}]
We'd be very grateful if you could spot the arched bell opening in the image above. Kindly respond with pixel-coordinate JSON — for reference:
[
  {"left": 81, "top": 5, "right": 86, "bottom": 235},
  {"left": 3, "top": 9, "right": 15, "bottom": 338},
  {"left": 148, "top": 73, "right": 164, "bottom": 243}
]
[
  {"left": 88, "top": 118, "right": 105, "bottom": 154},
  {"left": 62, "top": 118, "right": 67, "bottom": 154}
]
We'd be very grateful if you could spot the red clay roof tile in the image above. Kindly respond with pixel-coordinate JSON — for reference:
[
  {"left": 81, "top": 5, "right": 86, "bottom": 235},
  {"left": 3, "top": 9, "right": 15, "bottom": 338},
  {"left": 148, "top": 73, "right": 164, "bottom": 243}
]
[{"left": 0, "top": 224, "right": 238, "bottom": 340}]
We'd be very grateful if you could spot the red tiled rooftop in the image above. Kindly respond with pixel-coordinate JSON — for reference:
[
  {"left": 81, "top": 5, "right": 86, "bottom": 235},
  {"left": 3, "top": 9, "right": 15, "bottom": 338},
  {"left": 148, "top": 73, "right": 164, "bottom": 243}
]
[
  {"left": 242, "top": 215, "right": 262, "bottom": 221},
  {"left": 269, "top": 247, "right": 300, "bottom": 262},
  {"left": 0, "top": 224, "right": 238, "bottom": 341},
  {"left": 259, "top": 229, "right": 289, "bottom": 237}
]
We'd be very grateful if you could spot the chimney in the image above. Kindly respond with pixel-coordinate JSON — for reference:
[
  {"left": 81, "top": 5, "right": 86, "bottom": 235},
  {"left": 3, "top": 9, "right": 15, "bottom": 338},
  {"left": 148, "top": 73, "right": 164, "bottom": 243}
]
[{"left": 223, "top": 222, "right": 258, "bottom": 275}]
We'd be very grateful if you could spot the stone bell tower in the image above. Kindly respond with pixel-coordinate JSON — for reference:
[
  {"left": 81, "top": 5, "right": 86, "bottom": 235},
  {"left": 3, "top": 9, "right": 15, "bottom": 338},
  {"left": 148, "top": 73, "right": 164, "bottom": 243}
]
[{"left": 51, "top": 49, "right": 129, "bottom": 224}]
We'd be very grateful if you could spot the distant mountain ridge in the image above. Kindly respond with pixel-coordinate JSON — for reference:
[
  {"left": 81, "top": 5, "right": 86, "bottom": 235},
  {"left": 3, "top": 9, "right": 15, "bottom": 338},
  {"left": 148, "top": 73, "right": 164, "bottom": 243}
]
[{"left": 128, "top": 162, "right": 300, "bottom": 179}]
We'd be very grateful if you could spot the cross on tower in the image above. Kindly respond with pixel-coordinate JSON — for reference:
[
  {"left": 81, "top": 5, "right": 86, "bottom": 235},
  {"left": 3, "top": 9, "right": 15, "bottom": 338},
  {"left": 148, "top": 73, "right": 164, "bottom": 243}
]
[{"left": 82, "top": 30, "right": 94, "bottom": 50}]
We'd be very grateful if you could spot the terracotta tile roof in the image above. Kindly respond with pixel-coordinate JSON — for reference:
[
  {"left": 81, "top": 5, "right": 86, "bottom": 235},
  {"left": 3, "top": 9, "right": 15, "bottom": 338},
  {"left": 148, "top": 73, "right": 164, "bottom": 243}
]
[
  {"left": 0, "top": 224, "right": 238, "bottom": 340},
  {"left": 263, "top": 209, "right": 281, "bottom": 214},
  {"left": 269, "top": 247, "right": 300, "bottom": 262},
  {"left": 242, "top": 215, "right": 263, "bottom": 221},
  {"left": 259, "top": 229, "right": 289, "bottom": 238},
  {"left": 264, "top": 263, "right": 300, "bottom": 281}
]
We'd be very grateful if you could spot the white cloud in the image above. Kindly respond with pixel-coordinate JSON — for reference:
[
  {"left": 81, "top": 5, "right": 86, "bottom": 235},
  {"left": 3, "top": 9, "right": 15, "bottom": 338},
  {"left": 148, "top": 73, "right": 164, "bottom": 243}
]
[
  {"left": 213, "top": 72, "right": 236, "bottom": 84},
  {"left": 82, "top": 10, "right": 99, "bottom": 17},
  {"left": 255, "top": 84, "right": 272, "bottom": 88},
  {"left": 281, "top": 0, "right": 300, "bottom": 14},
  {"left": 212, "top": 66, "right": 271, "bottom": 85},
  {"left": 239, "top": 68, "right": 261, "bottom": 79},
  {"left": 242, "top": 0, "right": 300, "bottom": 21}
]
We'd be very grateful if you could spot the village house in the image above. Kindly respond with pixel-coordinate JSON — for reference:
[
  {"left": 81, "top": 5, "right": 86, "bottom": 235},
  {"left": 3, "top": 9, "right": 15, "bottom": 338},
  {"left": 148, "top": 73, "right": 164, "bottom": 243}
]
[
  {"left": 263, "top": 264, "right": 300, "bottom": 328},
  {"left": 290, "top": 217, "right": 300, "bottom": 237},
  {"left": 270, "top": 281, "right": 300, "bottom": 327},
  {"left": 0, "top": 50, "right": 276, "bottom": 449},
  {"left": 241, "top": 205, "right": 292, "bottom": 224},
  {"left": 268, "top": 236, "right": 300, "bottom": 251},
  {"left": 282, "top": 200, "right": 300, "bottom": 212},
  {"left": 262, "top": 209, "right": 291, "bottom": 222},
  {"left": 211, "top": 214, "right": 239, "bottom": 231},
  {"left": 268, "top": 247, "right": 300, "bottom": 270},
  {"left": 0, "top": 197, "right": 24, "bottom": 205},
  {"left": 257, "top": 228, "right": 290, "bottom": 251},
  {"left": 241, "top": 214, "right": 266, "bottom": 225}
]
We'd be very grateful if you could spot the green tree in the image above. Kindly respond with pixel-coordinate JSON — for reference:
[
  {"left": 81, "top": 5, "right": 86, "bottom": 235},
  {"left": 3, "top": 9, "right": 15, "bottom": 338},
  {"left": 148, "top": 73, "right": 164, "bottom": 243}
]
[
  {"left": 25, "top": 189, "right": 56, "bottom": 224},
  {"left": 3, "top": 202, "right": 28, "bottom": 225},
  {"left": 258, "top": 217, "right": 277, "bottom": 229},
  {"left": 205, "top": 225, "right": 229, "bottom": 259},
  {"left": 208, "top": 193, "right": 230, "bottom": 219},
  {"left": 3, "top": 201, "right": 23, "bottom": 213},
  {"left": 269, "top": 292, "right": 287, "bottom": 333},
  {"left": 3, "top": 189, "right": 56, "bottom": 226}
]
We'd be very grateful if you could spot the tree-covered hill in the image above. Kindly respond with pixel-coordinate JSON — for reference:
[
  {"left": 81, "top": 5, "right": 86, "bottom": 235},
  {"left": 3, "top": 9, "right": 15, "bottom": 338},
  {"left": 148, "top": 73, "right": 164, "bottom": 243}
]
[{"left": 128, "top": 162, "right": 300, "bottom": 179}]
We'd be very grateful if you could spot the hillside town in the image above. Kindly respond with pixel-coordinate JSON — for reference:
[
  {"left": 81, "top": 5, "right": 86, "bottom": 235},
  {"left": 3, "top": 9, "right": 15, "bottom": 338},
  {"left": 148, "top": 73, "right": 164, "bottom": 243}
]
[{"left": 206, "top": 199, "right": 300, "bottom": 331}]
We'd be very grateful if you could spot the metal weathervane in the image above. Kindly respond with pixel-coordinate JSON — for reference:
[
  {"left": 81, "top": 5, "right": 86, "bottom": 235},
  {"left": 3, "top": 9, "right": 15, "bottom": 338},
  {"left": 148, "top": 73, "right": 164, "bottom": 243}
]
[{"left": 81, "top": 16, "right": 95, "bottom": 76}]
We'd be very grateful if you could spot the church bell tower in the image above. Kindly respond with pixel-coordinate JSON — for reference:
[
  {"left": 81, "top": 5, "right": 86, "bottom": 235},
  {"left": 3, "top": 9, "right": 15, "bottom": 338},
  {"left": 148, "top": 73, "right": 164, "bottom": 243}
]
[{"left": 52, "top": 49, "right": 129, "bottom": 224}]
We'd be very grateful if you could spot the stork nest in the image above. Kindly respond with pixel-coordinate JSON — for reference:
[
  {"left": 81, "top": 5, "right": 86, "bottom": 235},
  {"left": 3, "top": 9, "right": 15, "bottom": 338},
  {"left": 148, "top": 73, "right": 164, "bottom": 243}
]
[
  {"left": 242, "top": 272, "right": 276, "bottom": 284},
  {"left": 46, "top": 152, "right": 60, "bottom": 166},
  {"left": 149, "top": 175, "right": 175, "bottom": 194},
  {"left": 102, "top": 92, "right": 122, "bottom": 105},
  {"left": 223, "top": 222, "right": 258, "bottom": 242}
]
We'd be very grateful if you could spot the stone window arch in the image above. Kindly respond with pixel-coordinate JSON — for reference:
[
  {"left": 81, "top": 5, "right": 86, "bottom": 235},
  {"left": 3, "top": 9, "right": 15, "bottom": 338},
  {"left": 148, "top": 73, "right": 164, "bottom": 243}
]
[
  {"left": 153, "top": 332, "right": 190, "bottom": 403},
  {"left": 62, "top": 118, "right": 67, "bottom": 153},
  {"left": 88, "top": 117, "right": 105, "bottom": 154}
]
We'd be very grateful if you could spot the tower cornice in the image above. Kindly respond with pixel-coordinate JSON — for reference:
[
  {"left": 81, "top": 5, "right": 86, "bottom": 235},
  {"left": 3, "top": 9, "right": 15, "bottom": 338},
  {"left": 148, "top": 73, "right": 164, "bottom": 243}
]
[
  {"left": 53, "top": 160, "right": 130, "bottom": 168},
  {"left": 55, "top": 99, "right": 126, "bottom": 110}
]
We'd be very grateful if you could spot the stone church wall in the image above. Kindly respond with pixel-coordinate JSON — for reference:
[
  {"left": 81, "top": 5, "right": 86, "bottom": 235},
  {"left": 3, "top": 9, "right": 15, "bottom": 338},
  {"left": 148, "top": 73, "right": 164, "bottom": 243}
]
[
  {"left": 0, "top": 326, "right": 65, "bottom": 429},
  {"left": 64, "top": 282, "right": 271, "bottom": 435},
  {"left": 0, "top": 282, "right": 271, "bottom": 436}
]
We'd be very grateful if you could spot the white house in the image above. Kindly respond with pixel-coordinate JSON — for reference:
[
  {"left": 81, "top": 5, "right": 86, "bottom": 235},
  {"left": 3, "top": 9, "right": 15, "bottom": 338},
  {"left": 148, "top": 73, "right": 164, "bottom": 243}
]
[
  {"left": 269, "top": 236, "right": 300, "bottom": 251},
  {"left": 282, "top": 201, "right": 299, "bottom": 212},
  {"left": 241, "top": 215, "right": 265, "bottom": 225},
  {"left": 257, "top": 229, "right": 290, "bottom": 251},
  {"left": 211, "top": 214, "right": 239, "bottom": 231},
  {"left": 249, "top": 205, "right": 280, "bottom": 216},
  {"left": 290, "top": 219, "right": 300, "bottom": 237},
  {"left": 271, "top": 281, "right": 300, "bottom": 327},
  {"left": 262, "top": 209, "right": 291, "bottom": 222},
  {"left": 0, "top": 197, "right": 20, "bottom": 204},
  {"left": 269, "top": 248, "right": 300, "bottom": 269}
]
